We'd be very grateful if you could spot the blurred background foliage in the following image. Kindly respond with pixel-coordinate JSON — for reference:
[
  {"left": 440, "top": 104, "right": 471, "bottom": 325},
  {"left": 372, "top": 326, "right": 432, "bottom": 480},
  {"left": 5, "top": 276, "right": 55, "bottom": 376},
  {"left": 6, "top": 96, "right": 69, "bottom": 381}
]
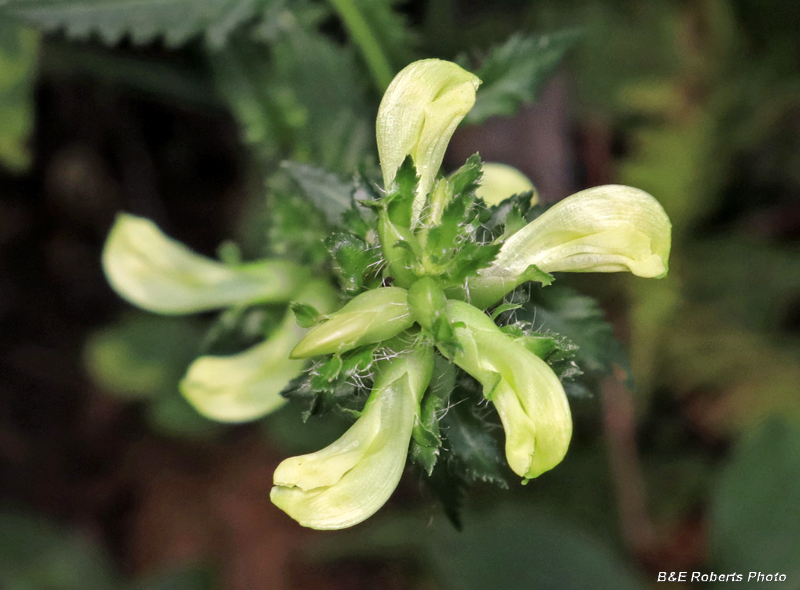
[{"left": 1, "top": 0, "right": 799, "bottom": 588}]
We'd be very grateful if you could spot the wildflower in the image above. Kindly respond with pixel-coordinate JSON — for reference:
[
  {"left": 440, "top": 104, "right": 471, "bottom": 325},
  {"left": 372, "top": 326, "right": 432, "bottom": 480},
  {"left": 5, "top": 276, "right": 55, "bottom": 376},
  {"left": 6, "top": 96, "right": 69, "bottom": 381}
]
[
  {"left": 271, "top": 337, "right": 434, "bottom": 529},
  {"left": 443, "top": 301, "right": 571, "bottom": 479},
  {"left": 376, "top": 59, "right": 480, "bottom": 223}
]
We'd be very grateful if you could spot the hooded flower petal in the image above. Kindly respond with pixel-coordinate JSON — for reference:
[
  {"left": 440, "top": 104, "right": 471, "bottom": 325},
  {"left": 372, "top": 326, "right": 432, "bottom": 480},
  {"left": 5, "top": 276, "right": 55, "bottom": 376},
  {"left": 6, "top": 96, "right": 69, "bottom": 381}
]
[
  {"left": 486, "top": 185, "right": 671, "bottom": 278},
  {"left": 443, "top": 300, "right": 572, "bottom": 479},
  {"left": 290, "top": 287, "right": 414, "bottom": 358},
  {"left": 180, "top": 281, "right": 337, "bottom": 423},
  {"left": 271, "top": 337, "right": 434, "bottom": 529},
  {"left": 476, "top": 163, "right": 537, "bottom": 206},
  {"left": 103, "top": 214, "right": 305, "bottom": 314},
  {"left": 376, "top": 59, "right": 480, "bottom": 222}
]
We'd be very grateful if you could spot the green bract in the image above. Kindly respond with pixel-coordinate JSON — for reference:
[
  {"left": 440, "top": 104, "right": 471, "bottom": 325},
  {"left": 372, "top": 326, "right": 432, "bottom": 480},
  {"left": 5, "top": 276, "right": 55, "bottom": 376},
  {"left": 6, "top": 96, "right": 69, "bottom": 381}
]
[
  {"left": 271, "top": 58, "right": 673, "bottom": 530},
  {"left": 271, "top": 337, "right": 433, "bottom": 529},
  {"left": 376, "top": 59, "right": 480, "bottom": 223}
]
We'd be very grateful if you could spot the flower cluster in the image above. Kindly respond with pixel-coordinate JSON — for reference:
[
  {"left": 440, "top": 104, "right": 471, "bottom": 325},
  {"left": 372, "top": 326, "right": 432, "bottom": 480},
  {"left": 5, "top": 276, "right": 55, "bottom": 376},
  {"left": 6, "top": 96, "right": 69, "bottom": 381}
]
[{"left": 102, "top": 58, "right": 671, "bottom": 530}]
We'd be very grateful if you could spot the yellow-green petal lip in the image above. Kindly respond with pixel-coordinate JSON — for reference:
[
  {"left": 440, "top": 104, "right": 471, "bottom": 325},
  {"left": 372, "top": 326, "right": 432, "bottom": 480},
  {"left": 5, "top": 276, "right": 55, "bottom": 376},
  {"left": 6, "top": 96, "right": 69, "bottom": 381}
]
[
  {"left": 377, "top": 59, "right": 480, "bottom": 222},
  {"left": 103, "top": 213, "right": 304, "bottom": 314}
]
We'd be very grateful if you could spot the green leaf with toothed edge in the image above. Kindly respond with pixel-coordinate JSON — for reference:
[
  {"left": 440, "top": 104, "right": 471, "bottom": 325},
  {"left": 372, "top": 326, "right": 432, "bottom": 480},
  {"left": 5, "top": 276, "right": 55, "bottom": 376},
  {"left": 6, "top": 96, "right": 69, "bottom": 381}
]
[
  {"left": 441, "top": 385, "right": 509, "bottom": 489},
  {"left": 325, "top": 231, "right": 382, "bottom": 295},
  {"left": 283, "top": 161, "right": 355, "bottom": 226},
  {"left": 462, "top": 30, "right": 583, "bottom": 124},
  {"left": 290, "top": 302, "right": 323, "bottom": 329},
  {"left": 0, "top": 0, "right": 270, "bottom": 49}
]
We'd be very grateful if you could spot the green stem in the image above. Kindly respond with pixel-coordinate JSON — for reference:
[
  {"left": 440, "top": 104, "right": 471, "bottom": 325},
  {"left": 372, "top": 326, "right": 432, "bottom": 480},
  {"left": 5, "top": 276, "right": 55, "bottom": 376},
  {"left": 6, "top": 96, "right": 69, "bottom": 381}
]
[{"left": 327, "top": 0, "right": 393, "bottom": 92}]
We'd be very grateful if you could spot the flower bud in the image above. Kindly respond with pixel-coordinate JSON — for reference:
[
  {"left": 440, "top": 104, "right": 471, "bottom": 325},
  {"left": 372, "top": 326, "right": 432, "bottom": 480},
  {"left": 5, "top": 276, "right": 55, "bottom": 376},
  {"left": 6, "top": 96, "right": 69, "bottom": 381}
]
[
  {"left": 290, "top": 287, "right": 414, "bottom": 358},
  {"left": 443, "top": 300, "right": 572, "bottom": 479},
  {"left": 180, "top": 281, "right": 337, "bottom": 422},
  {"left": 407, "top": 277, "right": 447, "bottom": 330},
  {"left": 271, "top": 338, "right": 434, "bottom": 529},
  {"left": 103, "top": 214, "right": 305, "bottom": 314},
  {"left": 476, "top": 163, "right": 537, "bottom": 206},
  {"left": 377, "top": 59, "right": 480, "bottom": 222}
]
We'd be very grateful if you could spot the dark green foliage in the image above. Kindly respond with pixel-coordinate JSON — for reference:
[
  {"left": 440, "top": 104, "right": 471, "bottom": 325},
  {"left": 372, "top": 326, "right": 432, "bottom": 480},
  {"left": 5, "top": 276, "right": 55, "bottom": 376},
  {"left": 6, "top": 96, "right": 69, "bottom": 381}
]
[
  {"left": 0, "top": 0, "right": 269, "bottom": 48},
  {"left": 325, "top": 232, "right": 382, "bottom": 294},
  {"left": 463, "top": 30, "right": 583, "bottom": 124},
  {"left": 441, "top": 385, "right": 509, "bottom": 489},
  {"left": 526, "top": 285, "right": 631, "bottom": 378},
  {"left": 282, "top": 161, "right": 355, "bottom": 225}
]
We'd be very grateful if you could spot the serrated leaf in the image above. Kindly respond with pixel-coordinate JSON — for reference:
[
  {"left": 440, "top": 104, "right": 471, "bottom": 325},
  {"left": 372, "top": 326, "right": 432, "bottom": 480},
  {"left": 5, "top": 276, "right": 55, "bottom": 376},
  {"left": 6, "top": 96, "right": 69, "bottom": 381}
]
[
  {"left": 444, "top": 242, "right": 501, "bottom": 282},
  {"left": 442, "top": 392, "right": 508, "bottom": 489},
  {"left": 426, "top": 192, "right": 475, "bottom": 262},
  {"left": 464, "top": 30, "right": 583, "bottom": 124},
  {"left": 424, "top": 458, "right": 467, "bottom": 530},
  {"left": 0, "top": 20, "right": 37, "bottom": 172},
  {"left": 411, "top": 358, "right": 456, "bottom": 475},
  {"left": 270, "top": 18, "right": 373, "bottom": 172},
  {"left": 385, "top": 156, "right": 419, "bottom": 227},
  {"left": 448, "top": 153, "right": 482, "bottom": 195},
  {"left": 283, "top": 161, "right": 355, "bottom": 226},
  {"left": 290, "top": 301, "right": 322, "bottom": 329},
  {"left": 325, "top": 231, "right": 382, "bottom": 294},
  {"left": 267, "top": 176, "right": 330, "bottom": 266},
  {"left": 520, "top": 285, "right": 631, "bottom": 384},
  {"left": 0, "top": 0, "right": 268, "bottom": 49}
]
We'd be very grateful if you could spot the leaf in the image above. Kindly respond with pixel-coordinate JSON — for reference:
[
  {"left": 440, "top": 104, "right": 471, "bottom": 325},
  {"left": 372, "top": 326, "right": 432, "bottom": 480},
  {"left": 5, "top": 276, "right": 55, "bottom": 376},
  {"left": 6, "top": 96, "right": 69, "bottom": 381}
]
[
  {"left": 447, "top": 153, "right": 483, "bottom": 198},
  {"left": 424, "top": 458, "right": 467, "bottom": 531},
  {"left": 290, "top": 301, "right": 322, "bottom": 329},
  {"left": 384, "top": 156, "right": 419, "bottom": 227},
  {"left": 83, "top": 313, "right": 205, "bottom": 400},
  {"left": 0, "top": 0, "right": 269, "bottom": 49},
  {"left": 410, "top": 358, "right": 455, "bottom": 474},
  {"left": 325, "top": 231, "right": 382, "bottom": 294},
  {"left": 267, "top": 175, "right": 330, "bottom": 266},
  {"left": 444, "top": 241, "right": 501, "bottom": 283},
  {"left": 0, "top": 20, "right": 38, "bottom": 172},
  {"left": 426, "top": 505, "right": 645, "bottom": 590},
  {"left": 464, "top": 30, "right": 583, "bottom": 124},
  {"left": 710, "top": 419, "right": 800, "bottom": 582},
  {"left": 0, "top": 511, "right": 118, "bottom": 590},
  {"left": 283, "top": 161, "right": 355, "bottom": 226},
  {"left": 268, "top": 16, "right": 374, "bottom": 173},
  {"left": 441, "top": 389, "right": 508, "bottom": 489},
  {"left": 520, "top": 285, "right": 630, "bottom": 381}
]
